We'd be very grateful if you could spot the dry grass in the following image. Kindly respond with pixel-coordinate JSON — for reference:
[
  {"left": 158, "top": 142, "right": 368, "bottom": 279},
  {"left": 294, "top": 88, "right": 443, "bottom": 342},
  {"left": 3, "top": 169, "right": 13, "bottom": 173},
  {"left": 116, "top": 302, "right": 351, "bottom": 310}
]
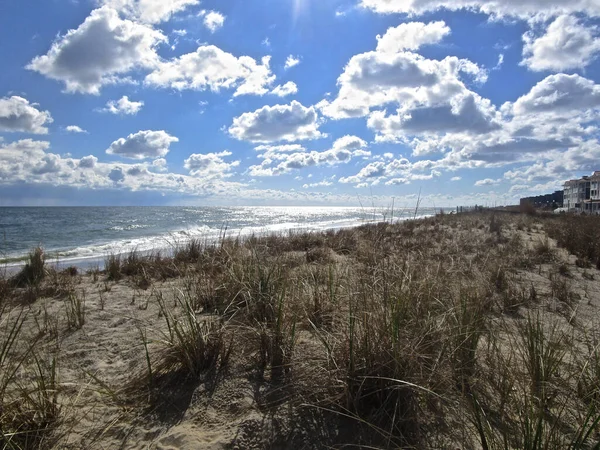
[{"left": 2, "top": 211, "right": 600, "bottom": 448}]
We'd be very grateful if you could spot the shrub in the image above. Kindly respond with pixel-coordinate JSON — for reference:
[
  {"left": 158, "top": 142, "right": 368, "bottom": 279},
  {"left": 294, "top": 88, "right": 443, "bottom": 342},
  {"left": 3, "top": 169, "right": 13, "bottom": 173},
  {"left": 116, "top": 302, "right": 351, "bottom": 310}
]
[
  {"left": 545, "top": 215, "right": 600, "bottom": 268},
  {"left": 155, "top": 292, "right": 231, "bottom": 378},
  {"left": 489, "top": 215, "right": 502, "bottom": 234},
  {"left": 13, "top": 247, "right": 46, "bottom": 287},
  {"left": 174, "top": 239, "right": 203, "bottom": 264},
  {"left": 105, "top": 253, "right": 122, "bottom": 281},
  {"left": 65, "top": 290, "right": 86, "bottom": 330}
]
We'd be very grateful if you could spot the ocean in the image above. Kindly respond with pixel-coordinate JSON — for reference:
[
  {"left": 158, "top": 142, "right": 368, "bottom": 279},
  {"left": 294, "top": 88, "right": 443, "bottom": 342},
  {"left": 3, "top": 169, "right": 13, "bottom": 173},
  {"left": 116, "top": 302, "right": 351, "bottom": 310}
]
[{"left": 0, "top": 206, "right": 436, "bottom": 269}]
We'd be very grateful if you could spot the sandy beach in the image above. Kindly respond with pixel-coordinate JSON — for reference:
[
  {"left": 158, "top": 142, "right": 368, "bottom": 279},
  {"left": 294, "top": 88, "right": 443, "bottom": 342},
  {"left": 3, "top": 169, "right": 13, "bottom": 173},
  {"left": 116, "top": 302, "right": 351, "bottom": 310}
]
[{"left": 2, "top": 210, "right": 600, "bottom": 449}]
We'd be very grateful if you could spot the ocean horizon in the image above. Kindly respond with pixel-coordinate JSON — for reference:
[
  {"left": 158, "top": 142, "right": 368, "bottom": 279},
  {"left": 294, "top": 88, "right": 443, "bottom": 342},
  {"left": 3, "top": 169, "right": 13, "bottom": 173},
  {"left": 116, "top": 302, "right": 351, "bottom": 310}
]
[{"left": 0, "top": 205, "right": 438, "bottom": 268}]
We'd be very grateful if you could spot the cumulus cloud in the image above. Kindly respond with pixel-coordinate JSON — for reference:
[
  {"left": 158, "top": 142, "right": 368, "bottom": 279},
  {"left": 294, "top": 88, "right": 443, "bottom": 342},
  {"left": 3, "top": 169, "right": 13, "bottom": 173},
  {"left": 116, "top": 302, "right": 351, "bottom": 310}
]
[
  {"left": 184, "top": 150, "right": 240, "bottom": 178},
  {"left": 100, "top": 96, "right": 145, "bottom": 115},
  {"left": 0, "top": 139, "right": 52, "bottom": 182},
  {"left": 106, "top": 130, "right": 178, "bottom": 159},
  {"left": 475, "top": 178, "right": 501, "bottom": 186},
  {"left": 338, "top": 155, "right": 443, "bottom": 185},
  {"left": 102, "top": 0, "right": 199, "bottom": 24},
  {"left": 510, "top": 73, "right": 600, "bottom": 115},
  {"left": 522, "top": 15, "right": 600, "bottom": 72},
  {"left": 501, "top": 142, "right": 600, "bottom": 189},
  {"left": 0, "top": 138, "right": 360, "bottom": 204},
  {"left": 303, "top": 180, "right": 333, "bottom": 188},
  {"left": 359, "top": 0, "right": 600, "bottom": 19},
  {"left": 152, "top": 158, "right": 167, "bottom": 172},
  {"left": 254, "top": 144, "right": 305, "bottom": 153},
  {"left": 229, "top": 101, "right": 324, "bottom": 143},
  {"left": 200, "top": 10, "right": 226, "bottom": 32},
  {"left": 248, "top": 135, "right": 369, "bottom": 176},
  {"left": 318, "top": 21, "right": 495, "bottom": 144},
  {"left": 284, "top": 55, "right": 301, "bottom": 69},
  {"left": 2, "top": 138, "right": 522, "bottom": 206},
  {"left": 367, "top": 93, "right": 500, "bottom": 138},
  {"left": 79, "top": 155, "right": 98, "bottom": 168},
  {"left": 126, "top": 165, "right": 148, "bottom": 176},
  {"left": 313, "top": 17, "right": 600, "bottom": 186},
  {"left": 27, "top": 7, "right": 166, "bottom": 94},
  {"left": 145, "top": 45, "right": 275, "bottom": 96},
  {"left": 270, "top": 81, "right": 298, "bottom": 97},
  {"left": 108, "top": 167, "right": 125, "bottom": 183},
  {"left": 65, "top": 125, "right": 87, "bottom": 133},
  {"left": 0, "top": 96, "right": 53, "bottom": 134},
  {"left": 318, "top": 28, "right": 489, "bottom": 123},
  {"left": 376, "top": 21, "right": 450, "bottom": 53}
]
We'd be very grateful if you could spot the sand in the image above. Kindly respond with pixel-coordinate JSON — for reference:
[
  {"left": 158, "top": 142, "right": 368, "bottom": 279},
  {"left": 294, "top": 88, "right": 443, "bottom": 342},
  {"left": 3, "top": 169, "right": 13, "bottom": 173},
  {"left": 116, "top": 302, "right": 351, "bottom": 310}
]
[{"left": 3, "top": 211, "right": 600, "bottom": 449}]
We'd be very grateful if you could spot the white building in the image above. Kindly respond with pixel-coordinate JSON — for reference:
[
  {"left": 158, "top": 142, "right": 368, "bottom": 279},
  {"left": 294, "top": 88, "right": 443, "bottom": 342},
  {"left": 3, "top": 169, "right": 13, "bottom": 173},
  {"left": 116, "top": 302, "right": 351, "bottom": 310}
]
[{"left": 563, "top": 171, "right": 600, "bottom": 214}]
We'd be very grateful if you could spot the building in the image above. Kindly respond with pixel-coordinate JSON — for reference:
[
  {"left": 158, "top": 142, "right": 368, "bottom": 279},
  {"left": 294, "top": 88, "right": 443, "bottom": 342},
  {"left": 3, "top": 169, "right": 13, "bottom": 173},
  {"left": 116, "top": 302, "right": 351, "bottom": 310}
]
[
  {"left": 563, "top": 171, "right": 600, "bottom": 214},
  {"left": 520, "top": 191, "right": 564, "bottom": 210}
]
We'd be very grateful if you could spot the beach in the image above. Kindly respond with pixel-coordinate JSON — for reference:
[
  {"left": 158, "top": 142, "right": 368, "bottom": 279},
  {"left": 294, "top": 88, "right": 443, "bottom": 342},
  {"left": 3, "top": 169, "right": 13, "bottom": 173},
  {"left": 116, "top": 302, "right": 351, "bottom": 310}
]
[
  {"left": 1, "top": 210, "right": 600, "bottom": 449},
  {"left": 0, "top": 206, "right": 435, "bottom": 271}
]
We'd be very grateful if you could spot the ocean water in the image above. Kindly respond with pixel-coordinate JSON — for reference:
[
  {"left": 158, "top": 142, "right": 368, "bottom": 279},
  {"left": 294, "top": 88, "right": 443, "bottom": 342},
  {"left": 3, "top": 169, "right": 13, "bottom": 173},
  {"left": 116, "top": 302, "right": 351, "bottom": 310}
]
[{"left": 0, "top": 206, "right": 435, "bottom": 268}]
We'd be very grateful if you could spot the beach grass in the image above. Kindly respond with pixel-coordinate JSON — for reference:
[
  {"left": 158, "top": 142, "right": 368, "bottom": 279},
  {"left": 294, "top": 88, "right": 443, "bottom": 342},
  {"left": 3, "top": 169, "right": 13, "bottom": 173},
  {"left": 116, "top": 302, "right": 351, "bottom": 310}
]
[{"left": 1, "top": 210, "right": 600, "bottom": 448}]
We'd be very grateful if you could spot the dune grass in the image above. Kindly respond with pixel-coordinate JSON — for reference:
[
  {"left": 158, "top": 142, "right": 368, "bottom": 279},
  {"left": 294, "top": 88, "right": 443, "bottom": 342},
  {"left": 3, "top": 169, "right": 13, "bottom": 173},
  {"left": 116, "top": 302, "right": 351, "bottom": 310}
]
[{"left": 2, "top": 211, "right": 600, "bottom": 448}]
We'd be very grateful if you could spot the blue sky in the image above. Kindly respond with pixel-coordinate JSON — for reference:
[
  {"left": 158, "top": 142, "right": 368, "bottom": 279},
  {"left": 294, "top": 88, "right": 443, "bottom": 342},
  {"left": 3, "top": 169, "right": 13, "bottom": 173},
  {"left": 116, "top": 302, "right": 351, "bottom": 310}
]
[{"left": 1, "top": 0, "right": 600, "bottom": 206}]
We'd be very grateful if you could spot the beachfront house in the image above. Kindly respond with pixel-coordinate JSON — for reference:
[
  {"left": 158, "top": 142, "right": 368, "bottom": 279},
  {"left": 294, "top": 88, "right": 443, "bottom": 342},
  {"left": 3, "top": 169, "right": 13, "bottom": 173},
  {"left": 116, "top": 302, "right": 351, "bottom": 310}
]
[{"left": 563, "top": 171, "right": 600, "bottom": 214}]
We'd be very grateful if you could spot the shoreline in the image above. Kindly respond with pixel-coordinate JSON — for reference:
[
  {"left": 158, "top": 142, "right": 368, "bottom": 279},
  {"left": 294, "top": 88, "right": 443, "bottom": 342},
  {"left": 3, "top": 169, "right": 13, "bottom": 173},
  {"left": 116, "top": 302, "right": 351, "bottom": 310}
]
[{"left": 2, "top": 214, "right": 434, "bottom": 274}]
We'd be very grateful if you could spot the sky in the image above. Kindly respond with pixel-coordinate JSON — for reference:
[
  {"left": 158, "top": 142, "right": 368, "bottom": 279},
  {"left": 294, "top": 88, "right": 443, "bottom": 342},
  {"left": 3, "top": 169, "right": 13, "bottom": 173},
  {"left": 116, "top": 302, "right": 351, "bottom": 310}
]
[{"left": 1, "top": 0, "right": 600, "bottom": 207}]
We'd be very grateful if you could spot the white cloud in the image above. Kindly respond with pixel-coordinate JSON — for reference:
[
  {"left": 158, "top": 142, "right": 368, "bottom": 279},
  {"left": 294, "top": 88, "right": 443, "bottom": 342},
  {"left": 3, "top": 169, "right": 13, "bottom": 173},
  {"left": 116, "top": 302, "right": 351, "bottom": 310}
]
[
  {"left": 494, "top": 53, "right": 504, "bottom": 70},
  {"left": 27, "top": 7, "right": 166, "bottom": 94},
  {"left": 106, "top": 130, "right": 178, "bottom": 159},
  {"left": 522, "top": 15, "right": 600, "bottom": 72},
  {"left": 332, "top": 135, "right": 368, "bottom": 152},
  {"left": 248, "top": 135, "right": 369, "bottom": 176},
  {"left": 200, "top": 10, "right": 226, "bottom": 32},
  {"left": 65, "top": 125, "right": 87, "bottom": 133},
  {"left": 285, "top": 55, "right": 301, "bottom": 70},
  {"left": 500, "top": 143, "right": 600, "bottom": 190},
  {"left": 0, "top": 140, "right": 50, "bottom": 176},
  {"left": 108, "top": 167, "right": 125, "bottom": 183},
  {"left": 318, "top": 27, "right": 489, "bottom": 124},
  {"left": 102, "top": 0, "right": 199, "bottom": 24},
  {"left": 79, "top": 155, "right": 98, "bottom": 168},
  {"left": 152, "top": 157, "right": 168, "bottom": 172},
  {"left": 303, "top": 180, "right": 333, "bottom": 188},
  {"left": 145, "top": 45, "right": 275, "bottom": 96},
  {"left": 100, "top": 96, "right": 145, "bottom": 115},
  {"left": 229, "top": 101, "right": 324, "bottom": 143},
  {"left": 317, "top": 21, "right": 496, "bottom": 145},
  {"left": 338, "top": 157, "right": 443, "bottom": 186},
  {"left": 254, "top": 144, "right": 306, "bottom": 153},
  {"left": 184, "top": 150, "right": 240, "bottom": 179},
  {"left": 510, "top": 73, "right": 600, "bottom": 116},
  {"left": 0, "top": 139, "right": 376, "bottom": 205},
  {"left": 367, "top": 92, "right": 500, "bottom": 139},
  {"left": 451, "top": 176, "right": 462, "bottom": 181},
  {"left": 376, "top": 21, "right": 450, "bottom": 53},
  {"left": 270, "top": 81, "right": 298, "bottom": 97},
  {"left": 314, "top": 18, "right": 600, "bottom": 184},
  {"left": 359, "top": 0, "right": 600, "bottom": 20},
  {"left": 475, "top": 178, "right": 501, "bottom": 186},
  {"left": 0, "top": 96, "right": 53, "bottom": 134}
]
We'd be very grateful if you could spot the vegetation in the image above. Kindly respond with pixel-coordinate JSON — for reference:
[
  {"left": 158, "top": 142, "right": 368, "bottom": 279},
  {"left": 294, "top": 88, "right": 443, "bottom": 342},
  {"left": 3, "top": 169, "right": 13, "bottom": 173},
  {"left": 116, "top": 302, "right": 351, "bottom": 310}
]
[{"left": 1, "top": 211, "right": 600, "bottom": 448}]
